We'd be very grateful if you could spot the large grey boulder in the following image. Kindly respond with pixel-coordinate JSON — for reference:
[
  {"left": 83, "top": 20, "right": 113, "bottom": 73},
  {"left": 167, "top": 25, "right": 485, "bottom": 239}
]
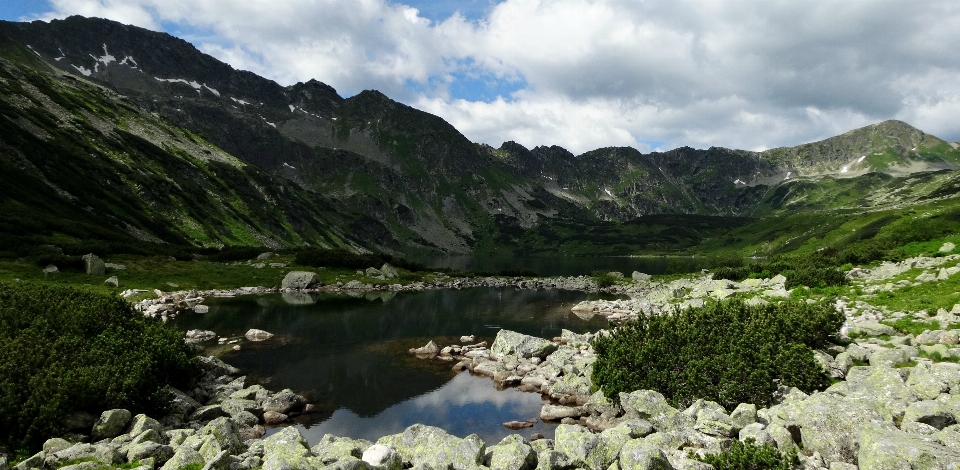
[
  {"left": 381, "top": 424, "right": 486, "bottom": 470},
  {"left": 380, "top": 264, "right": 399, "bottom": 279},
  {"left": 362, "top": 444, "right": 402, "bottom": 470},
  {"left": 850, "top": 322, "right": 897, "bottom": 337},
  {"left": 91, "top": 409, "right": 132, "bottom": 441},
  {"left": 311, "top": 435, "right": 373, "bottom": 465},
  {"left": 487, "top": 434, "right": 536, "bottom": 470},
  {"left": 843, "top": 366, "right": 919, "bottom": 420},
  {"left": 82, "top": 253, "right": 106, "bottom": 275},
  {"left": 554, "top": 424, "right": 630, "bottom": 470},
  {"left": 535, "top": 449, "right": 572, "bottom": 470},
  {"left": 127, "top": 442, "right": 174, "bottom": 465},
  {"left": 906, "top": 363, "right": 950, "bottom": 400},
  {"left": 281, "top": 271, "right": 320, "bottom": 290},
  {"left": 491, "top": 330, "right": 558, "bottom": 359},
  {"left": 618, "top": 438, "right": 673, "bottom": 470},
  {"left": 902, "top": 400, "right": 958, "bottom": 430},
  {"left": 199, "top": 417, "right": 244, "bottom": 454},
  {"left": 262, "top": 389, "right": 304, "bottom": 414},
  {"left": 858, "top": 427, "right": 960, "bottom": 470},
  {"left": 729, "top": 403, "right": 757, "bottom": 429},
  {"left": 540, "top": 404, "right": 582, "bottom": 421},
  {"left": 619, "top": 390, "right": 693, "bottom": 432},
  {"left": 262, "top": 426, "right": 315, "bottom": 469},
  {"left": 773, "top": 392, "right": 896, "bottom": 463},
  {"left": 127, "top": 414, "right": 163, "bottom": 439},
  {"left": 160, "top": 446, "right": 205, "bottom": 470},
  {"left": 694, "top": 408, "right": 738, "bottom": 438}
]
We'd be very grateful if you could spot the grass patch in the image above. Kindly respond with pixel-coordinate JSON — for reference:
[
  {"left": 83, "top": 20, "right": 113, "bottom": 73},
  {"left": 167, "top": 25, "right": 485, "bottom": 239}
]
[{"left": 880, "top": 318, "right": 941, "bottom": 336}]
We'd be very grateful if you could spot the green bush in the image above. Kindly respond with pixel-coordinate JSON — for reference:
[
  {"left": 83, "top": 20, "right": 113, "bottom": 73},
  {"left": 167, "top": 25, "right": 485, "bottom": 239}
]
[
  {"left": 0, "top": 283, "right": 199, "bottom": 451},
  {"left": 693, "top": 438, "right": 798, "bottom": 470},
  {"left": 591, "top": 299, "right": 842, "bottom": 410},
  {"left": 591, "top": 270, "right": 620, "bottom": 288}
]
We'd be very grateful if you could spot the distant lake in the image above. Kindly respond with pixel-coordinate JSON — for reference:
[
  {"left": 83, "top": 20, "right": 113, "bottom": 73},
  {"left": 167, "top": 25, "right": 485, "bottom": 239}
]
[
  {"left": 410, "top": 254, "right": 710, "bottom": 277},
  {"left": 172, "top": 287, "right": 620, "bottom": 443}
]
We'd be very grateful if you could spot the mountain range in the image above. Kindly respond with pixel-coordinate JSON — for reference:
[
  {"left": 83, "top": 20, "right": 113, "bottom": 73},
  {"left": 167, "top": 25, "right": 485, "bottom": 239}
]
[{"left": 2, "top": 15, "right": 959, "bottom": 257}]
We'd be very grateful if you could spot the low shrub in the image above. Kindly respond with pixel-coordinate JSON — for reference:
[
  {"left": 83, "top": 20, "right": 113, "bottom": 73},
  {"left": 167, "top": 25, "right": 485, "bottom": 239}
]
[
  {"left": 693, "top": 438, "right": 798, "bottom": 470},
  {"left": 591, "top": 270, "right": 620, "bottom": 288},
  {"left": 591, "top": 299, "right": 842, "bottom": 410},
  {"left": 0, "top": 283, "right": 199, "bottom": 452}
]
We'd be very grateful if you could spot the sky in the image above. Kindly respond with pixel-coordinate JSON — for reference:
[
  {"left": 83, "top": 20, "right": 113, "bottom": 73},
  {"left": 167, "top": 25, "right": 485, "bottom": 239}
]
[{"left": 2, "top": 0, "right": 959, "bottom": 154}]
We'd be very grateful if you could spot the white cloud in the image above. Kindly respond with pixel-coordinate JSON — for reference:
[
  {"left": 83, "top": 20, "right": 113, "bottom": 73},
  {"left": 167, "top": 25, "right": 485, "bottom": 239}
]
[{"left": 36, "top": 0, "right": 960, "bottom": 153}]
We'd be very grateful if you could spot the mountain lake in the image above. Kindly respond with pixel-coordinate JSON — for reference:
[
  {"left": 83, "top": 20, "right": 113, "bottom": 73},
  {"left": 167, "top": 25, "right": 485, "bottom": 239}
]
[{"left": 172, "top": 286, "right": 621, "bottom": 444}]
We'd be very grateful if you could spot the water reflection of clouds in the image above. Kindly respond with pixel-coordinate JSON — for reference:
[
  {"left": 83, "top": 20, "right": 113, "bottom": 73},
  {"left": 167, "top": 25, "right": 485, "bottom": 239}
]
[{"left": 295, "top": 373, "right": 551, "bottom": 444}]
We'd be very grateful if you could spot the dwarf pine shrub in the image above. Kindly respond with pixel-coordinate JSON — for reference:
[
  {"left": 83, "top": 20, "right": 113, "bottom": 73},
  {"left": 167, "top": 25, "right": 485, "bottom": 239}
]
[
  {"left": 591, "top": 299, "right": 843, "bottom": 410},
  {"left": 0, "top": 282, "right": 198, "bottom": 451},
  {"left": 693, "top": 438, "right": 798, "bottom": 470}
]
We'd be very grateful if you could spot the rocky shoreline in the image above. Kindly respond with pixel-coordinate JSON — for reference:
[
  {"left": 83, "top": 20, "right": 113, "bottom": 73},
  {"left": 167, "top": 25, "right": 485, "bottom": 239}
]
[{"left": 9, "top": 254, "right": 960, "bottom": 470}]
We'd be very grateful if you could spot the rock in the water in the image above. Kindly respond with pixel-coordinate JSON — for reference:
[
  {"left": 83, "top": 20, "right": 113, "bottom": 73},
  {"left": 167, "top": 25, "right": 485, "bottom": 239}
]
[
  {"left": 245, "top": 329, "right": 275, "bottom": 341},
  {"left": 503, "top": 420, "right": 536, "bottom": 430},
  {"left": 263, "top": 389, "right": 303, "bottom": 414},
  {"left": 263, "top": 411, "right": 288, "bottom": 425},
  {"left": 540, "top": 405, "right": 582, "bottom": 421},
  {"left": 82, "top": 253, "right": 106, "bottom": 276},
  {"left": 362, "top": 444, "right": 402, "bottom": 470},
  {"left": 281, "top": 271, "right": 320, "bottom": 290},
  {"left": 411, "top": 340, "right": 440, "bottom": 357},
  {"left": 460, "top": 335, "right": 476, "bottom": 343},
  {"left": 491, "top": 330, "right": 558, "bottom": 359},
  {"left": 91, "top": 409, "right": 132, "bottom": 441},
  {"left": 193, "top": 304, "right": 209, "bottom": 313}
]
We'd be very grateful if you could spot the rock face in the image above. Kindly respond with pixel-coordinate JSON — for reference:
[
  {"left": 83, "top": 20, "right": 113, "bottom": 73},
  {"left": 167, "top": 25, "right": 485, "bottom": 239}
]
[
  {"left": 281, "top": 271, "right": 320, "bottom": 290},
  {"left": 82, "top": 253, "right": 106, "bottom": 276},
  {"left": 491, "top": 330, "right": 558, "bottom": 359}
]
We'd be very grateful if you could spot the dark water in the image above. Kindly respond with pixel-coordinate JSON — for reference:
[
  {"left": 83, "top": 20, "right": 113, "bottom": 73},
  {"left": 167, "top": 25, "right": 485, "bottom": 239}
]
[
  {"left": 171, "top": 288, "right": 616, "bottom": 443},
  {"left": 410, "top": 255, "right": 709, "bottom": 277}
]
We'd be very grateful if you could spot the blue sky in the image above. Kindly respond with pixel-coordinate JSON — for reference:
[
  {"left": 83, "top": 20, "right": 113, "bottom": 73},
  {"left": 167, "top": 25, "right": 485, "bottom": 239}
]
[{"left": 3, "top": 1, "right": 959, "bottom": 154}]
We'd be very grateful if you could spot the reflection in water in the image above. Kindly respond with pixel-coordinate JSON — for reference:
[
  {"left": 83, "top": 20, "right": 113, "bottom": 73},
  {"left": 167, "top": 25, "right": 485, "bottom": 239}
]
[
  {"left": 271, "top": 373, "right": 556, "bottom": 444},
  {"left": 171, "top": 287, "right": 615, "bottom": 443}
]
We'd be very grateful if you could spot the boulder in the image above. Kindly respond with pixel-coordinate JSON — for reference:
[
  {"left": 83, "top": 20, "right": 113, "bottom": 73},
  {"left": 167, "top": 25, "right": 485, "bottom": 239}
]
[
  {"left": 849, "top": 322, "right": 897, "bottom": 337},
  {"left": 858, "top": 427, "right": 960, "bottom": 470},
  {"left": 903, "top": 400, "right": 957, "bottom": 430},
  {"left": 263, "top": 389, "right": 304, "bottom": 414},
  {"left": 411, "top": 341, "right": 440, "bottom": 357},
  {"left": 127, "top": 442, "right": 174, "bottom": 465},
  {"left": 729, "top": 403, "right": 757, "bottom": 429},
  {"left": 160, "top": 446, "right": 205, "bottom": 470},
  {"left": 311, "top": 435, "right": 373, "bottom": 464},
  {"left": 619, "top": 390, "right": 693, "bottom": 432},
  {"left": 127, "top": 414, "right": 163, "bottom": 439},
  {"left": 491, "top": 330, "right": 558, "bottom": 359},
  {"left": 535, "top": 449, "right": 573, "bottom": 470},
  {"left": 366, "top": 267, "right": 383, "bottom": 277},
  {"left": 554, "top": 424, "right": 630, "bottom": 470},
  {"left": 738, "top": 423, "right": 776, "bottom": 447},
  {"left": 82, "top": 253, "right": 106, "bottom": 275},
  {"left": 618, "top": 438, "right": 673, "bottom": 470},
  {"left": 540, "top": 405, "right": 582, "bottom": 421},
  {"left": 362, "top": 444, "right": 402, "bottom": 470},
  {"left": 941, "top": 242, "right": 957, "bottom": 253},
  {"left": 91, "top": 409, "right": 132, "bottom": 441},
  {"left": 245, "top": 329, "right": 275, "bottom": 341},
  {"left": 104, "top": 276, "right": 119, "bottom": 287},
  {"left": 199, "top": 417, "right": 244, "bottom": 454},
  {"left": 262, "top": 426, "right": 314, "bottom": 469},
  {"left": 383, "top": 424, "right": 486, "bottom": 470},
  {"left": 380, "top": 264, "right": 399, "bottom": 279},
  {"left": 694, "top": 408, "right": 738, "bottom": 438},
  {"left": 281, "top": 271, "right": 320, "bottom": 290},
  {"left": 631, "top": 272, "right": 652, "bottom": 283},
  {"left": 487, "top": 434, "right": 536, "bottom": 470}
]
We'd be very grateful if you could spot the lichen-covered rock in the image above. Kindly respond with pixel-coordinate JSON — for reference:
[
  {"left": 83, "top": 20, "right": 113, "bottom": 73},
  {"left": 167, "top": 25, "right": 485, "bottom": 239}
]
[
  {"left": 535, "top": 449, "right": 572, "bottom": 470},
  {"left": 614, "top": 420, "right": 656, "bottom": 439},
  {"left": 868, "top": 348, "right": 910, "bottom": 367},
  {"left": 694, "top": 408, "right": 737, "bottom": 438},
  {"left": 774, "top": 392, "right": 896, "bottom": 463},
  {"left": 362, "top": 444, "right": 402, "bottom": 470},
  {"left": 850, "top": 322, "right": 897, "bottom": 337},
  {"left": 738, "top": 423, "right": 775, "bottom": 447},
  {"left": 858, "top": 427, "right": 960, "bottom": 470},
  {"left": 487, "top": 434, "right": 536, "bottom": 470},
  {"left": 540, "top": 404, "right": 582, "bottom": 421},
  {"left": 160, "top": 446, "right": 205, "bottom": 470},
  {"left": 584, "top": 391, "right": 622, "bottom": 417},
  {"left": 92, "top": 409, "right": 132, "bottom": 441},
  {"left": 127, "top": 414, "right": 163, "bottom": 439},
  {"left": 282, "top": 271, "right": 320, "bottom": 290},
  {"left": 906, "top": 363, "right": 950, "bottom": 400},
  {"left": 729, "top": 403, "right": 757, "bottom": 429},
  {"left": 221, "top": 398, "right": 262, "bottom": 419},
  {"left": 843, "top": 366, "right": 919, "bottom": 420},
  {"left": 550, "top": 374, "right": 593, "bottom": 399},
  {"left": 262, "top": 426, "right": 315, "bottom": 469},
  {"left": 903, "top": 400, "right": 957, "bottom": 430},
  {"left": 618, "top": 439, "right": 673, "bottom": 470},
  {"left": 491, "top": 330, "right": 558, "bottom": 359},
  {"left": 554, "top": 424, "right": 630, "bottom": 470},
  {"left": 127, "top": 442, "right": 174, "bottom": 465},
  {"left": 387, "top": 424, "right": 486, "bottom": 470},
  {"left": 311, "top": 435, "right": 373, "bottom": 465},
  {"left": 619, "top": 390, "right": 693, "bottom": 432}
]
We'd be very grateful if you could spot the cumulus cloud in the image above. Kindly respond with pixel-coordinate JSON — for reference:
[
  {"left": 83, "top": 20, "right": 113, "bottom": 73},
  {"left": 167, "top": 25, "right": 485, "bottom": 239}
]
[{"left": 36, "top": 0, "right": 960, "bottom": 153}]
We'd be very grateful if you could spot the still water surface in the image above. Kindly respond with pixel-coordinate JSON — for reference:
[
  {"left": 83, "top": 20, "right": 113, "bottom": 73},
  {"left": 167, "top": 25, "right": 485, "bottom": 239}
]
[{"left": 172, "top": 287, "right": 618, "bottom": 443}]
